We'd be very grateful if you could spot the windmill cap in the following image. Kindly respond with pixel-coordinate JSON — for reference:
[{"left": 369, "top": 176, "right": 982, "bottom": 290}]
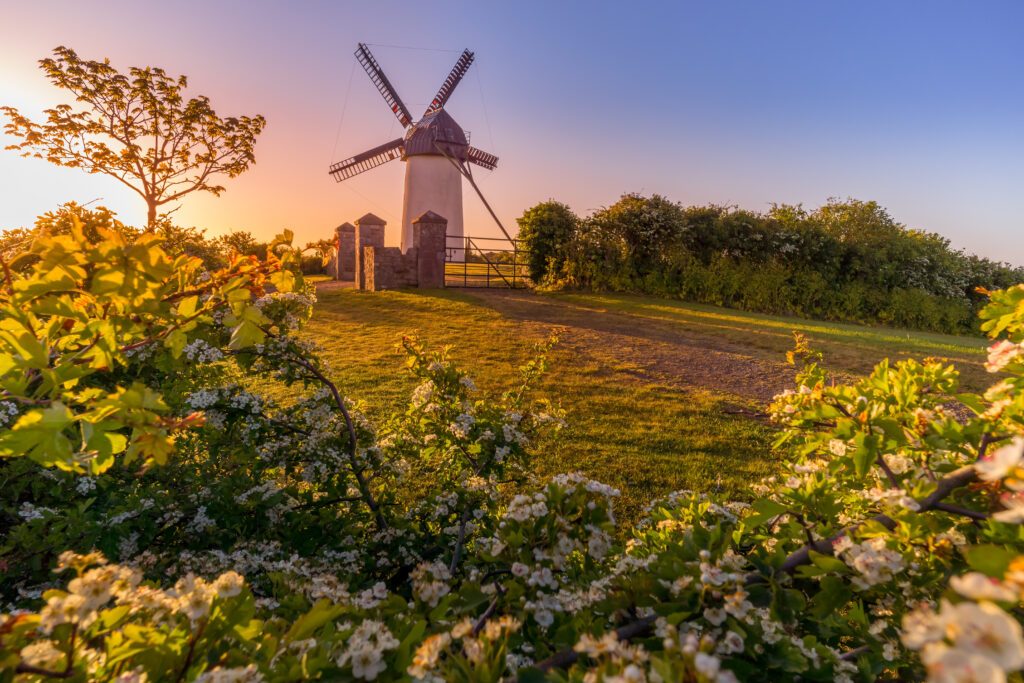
[
  {"left": 336, "top": 222, "right": 355, "bottom": 230},
  {"left": 355, "top": 212, "right": 387, "bottom": 226},
  {"left": 404, "top": 109, "right": 468, "bottom": 159},
  {"left": 413, "top": 211, "right": 448, "bottom": 224}
]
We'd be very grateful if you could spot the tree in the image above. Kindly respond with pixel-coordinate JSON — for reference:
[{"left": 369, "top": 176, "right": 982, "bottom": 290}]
[
  {"left": 2, "top": 46, "right": 266, "bottom": 227},
  {"left": 217, "top": 230, "right": 267, "bottom": 258},
  {"left": 589, "top": 193, "right": 686, "bottom": 274},
  {"left": 516, "top": 200, "right": 578, "bottom": 283}
]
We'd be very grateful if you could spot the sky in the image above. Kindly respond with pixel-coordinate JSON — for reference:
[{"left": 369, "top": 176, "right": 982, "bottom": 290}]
[{"left": 0, "top": 1, "right": 1021, "bottom": 263}]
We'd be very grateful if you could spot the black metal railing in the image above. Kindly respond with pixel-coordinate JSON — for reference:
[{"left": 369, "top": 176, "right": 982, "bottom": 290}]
[{"left": 445, "top": 236, "right": 530, "bottom": 288}]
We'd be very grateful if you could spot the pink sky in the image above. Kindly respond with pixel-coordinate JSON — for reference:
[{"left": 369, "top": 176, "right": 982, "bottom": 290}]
[{"left": 2, "top": 1, "right": 1022, "bottom": 263}]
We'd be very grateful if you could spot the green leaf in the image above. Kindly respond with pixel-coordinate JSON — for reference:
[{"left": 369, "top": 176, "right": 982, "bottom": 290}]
[
  {"left": 744, "top": 499, "right": 789, "bottom": 528},
  {"left": 964, "top": 545, "right": 1017, "bottom": 578},
  {"left": 164, "top": 328, "right": 189, "bottom": 358},
  {"left": 852, "top": 432, "right": 878, "bottom": 478},
  {"left": 229, "top": 320, "right": 266, "bottom": 350},
  {"left": 283, "top": 599, "right": 344, "bottom": 643},
  {"left": 810, "top": 575, "right": 851, "bottom": 619},
  {"left": 269, "top": 269, "right": 296, "bottom": 293},
  {"left": 177, "top": 295, "right": 199, "bottom": 317}
]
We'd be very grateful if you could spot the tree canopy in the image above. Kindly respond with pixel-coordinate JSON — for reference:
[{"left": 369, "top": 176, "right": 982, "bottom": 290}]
[{"left": 2, "top": 46, "right": 266, "bottom": 227}]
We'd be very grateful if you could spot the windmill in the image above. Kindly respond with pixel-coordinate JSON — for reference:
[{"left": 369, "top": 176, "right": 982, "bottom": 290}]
[{"left": 329, "top": 43, "right": 507, "bottom": 254}]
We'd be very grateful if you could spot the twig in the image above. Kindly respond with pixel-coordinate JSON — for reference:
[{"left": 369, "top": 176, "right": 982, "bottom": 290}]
[
  {"left": 839, "top": 645, "right": 871, "bottom": 661},
  {"left": 294, "top": 495, "right": 363, "bottom": 511},
  {"left": 285, "top": 350, "right": 387, "bottom": 531},
  {"left": 535, "top": 616, "right": 657, "bottom": 672},
  {"left": 932, "top": 501, "right": 989, "bottom": 521},
  {"left": 472, "top": 596, "right": 501, "bottom": 636},
  {"left": 757, "top": 464, "right": 978, "bottom": 580},
  {"left": 175, "top": 618, "right": 207, "bottom": 683}
]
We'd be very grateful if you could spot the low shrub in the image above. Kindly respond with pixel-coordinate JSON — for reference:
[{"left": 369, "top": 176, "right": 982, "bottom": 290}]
[{"left": 3, "top": 222, "right": 1024, "bottom": 681}]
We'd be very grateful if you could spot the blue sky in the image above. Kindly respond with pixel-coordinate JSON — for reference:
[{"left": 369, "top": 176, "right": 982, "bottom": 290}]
[{"left": 1, "top": 0, "right": 1021, "bottom": 263}]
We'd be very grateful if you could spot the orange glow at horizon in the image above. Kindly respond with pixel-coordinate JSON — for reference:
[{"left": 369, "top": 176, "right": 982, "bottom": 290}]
[{"left": 1, "top": 1, "right": 1022, "bottom": 265}]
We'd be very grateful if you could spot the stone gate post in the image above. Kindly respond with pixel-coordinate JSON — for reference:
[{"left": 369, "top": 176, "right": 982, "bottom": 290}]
[
  {"left": 412, "top": 211, "right": 448, "bottom": 289},
  {"left": 335, "top": 222, "right": 355, "bottom": 281},
  {"left": 354, "top": 213, "right": 386, "bottom": 290}
]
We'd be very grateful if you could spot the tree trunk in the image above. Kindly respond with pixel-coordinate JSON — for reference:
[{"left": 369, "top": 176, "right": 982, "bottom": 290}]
[{"left": 146, "top": 201, "right": 157, "bottom": 230}]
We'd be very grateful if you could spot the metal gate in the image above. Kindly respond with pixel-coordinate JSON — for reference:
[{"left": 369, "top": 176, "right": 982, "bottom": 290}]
[{"left": 445, "top": 236, "right": 530, "bottom": 288}]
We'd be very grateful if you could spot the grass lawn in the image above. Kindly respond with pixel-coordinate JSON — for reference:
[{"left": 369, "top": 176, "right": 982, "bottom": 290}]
[
  {"left": 549, "top": 292, "right": 989, "bottom": 389},
  {"left": 285, "top": 286, "right": 990, "bottom": 525},
  {"left": 293, "top": 287, "right": 774, "bottom": 524}
]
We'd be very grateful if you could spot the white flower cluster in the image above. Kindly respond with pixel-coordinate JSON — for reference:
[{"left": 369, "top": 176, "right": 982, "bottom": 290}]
[
  {"left": 407, "top": 616, "right": 520, "bottom": 681},
  {"left": 336, "top": 620, "right": 399, "bottom": 681},
  {"left": 18, "top": 502, "right": 56, "bottom": 521},
  {"left": 254, "top": 291, "right": 316, "bottom": 331},
  {"left": 902, "top": 597, "right": 1024, "bottom": 682},
  {"left": 0, "top": 400, "right": 18, "bottom": 427},
  {"left": 449, "top": 411, "right": 475, "bottom": 439},
  {"left": 35, "top": 552, "right": 245, "bottom": 637},
  {"left": 976, "top": 438, "right": 1024, "bottom": 523},
  {"left": 411, "top": 561, "right": 452, "bottom": 607},
  {"left": 986, "top": 339, "right": 1024, "bottom": 373},
  {"left": 574, "top": 631, "right": 654, "bottom": 680},
  {"left": 861, "top": 486, "right": 921, "bottom": 511},
  {"left": 505, "top": 493, "right": 549, "bottom": 523},
  {"left": 833, "top": 536, "right": 904, "bottom": 590},
  {"left": 183, "top": 338, "right": 225, "bottom": 364},
  {"left": 193, "top": 665, "right": 264, "bottom": 682}
]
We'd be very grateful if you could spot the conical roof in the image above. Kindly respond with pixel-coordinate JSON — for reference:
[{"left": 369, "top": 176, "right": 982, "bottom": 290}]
[{"left": 404, "top": 109, "right": 469, "bottom": 160}]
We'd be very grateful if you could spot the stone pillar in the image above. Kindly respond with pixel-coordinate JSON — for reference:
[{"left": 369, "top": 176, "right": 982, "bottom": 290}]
[
  {"left": 363, "top": 246, "right": 377, "bottom": 291},
  {"left": 413, "top": 211, "right": 448, "bottom": 289},
  {"left": 335, "top": 222, "right": 355, "bottom": 281},
  {"left": 354, "top": 213, "right": 386, "bottom": 290}
]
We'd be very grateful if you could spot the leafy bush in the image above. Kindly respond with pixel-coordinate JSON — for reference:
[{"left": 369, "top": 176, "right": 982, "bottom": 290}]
[
  {"left": 3, "top": 222, "right": 1024, "bottom": 681},
  {"left": 530, "top": 195, "right": 1024, "bottom": 334},
  {"left": 516, "top": 201, "right": 578, "bottom": 284}
]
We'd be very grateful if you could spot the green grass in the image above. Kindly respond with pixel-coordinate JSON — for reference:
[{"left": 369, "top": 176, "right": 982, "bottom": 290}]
[
  {"left": 549, "top": 292, "right": 989, "bottom": 389},
  {"left": 297, "top": 288, "right": 776, "bottom": 524},
  {"left": 280, "top": 286, "right": 990, "bottom": 524}
]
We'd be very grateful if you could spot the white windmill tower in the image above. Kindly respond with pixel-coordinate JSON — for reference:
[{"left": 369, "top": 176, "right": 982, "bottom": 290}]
[{"left": 328, "top": 44, "right": 503, "bottom": 254}]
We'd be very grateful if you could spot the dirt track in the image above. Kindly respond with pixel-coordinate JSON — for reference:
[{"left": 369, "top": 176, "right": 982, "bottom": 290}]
[{"left": 466, "top": 290, "right": 798, "bottom": 406}]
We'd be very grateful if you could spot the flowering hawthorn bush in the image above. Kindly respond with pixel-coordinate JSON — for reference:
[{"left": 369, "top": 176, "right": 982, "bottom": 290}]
[{"left": 3, "top": 222, "right": 1024, "bottom": 682}]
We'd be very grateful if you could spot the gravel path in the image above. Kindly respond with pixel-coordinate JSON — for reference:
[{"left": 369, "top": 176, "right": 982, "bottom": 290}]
[{"left": 466, "top": 290, "right": 799, "bottom": 405}]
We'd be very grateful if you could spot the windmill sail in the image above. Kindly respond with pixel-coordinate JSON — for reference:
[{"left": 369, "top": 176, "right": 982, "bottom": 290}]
[
  {"left": 467, "top": 146, "right": 498, "bottom": 170},
  {"left": 329, "top": 138, "right": 404, "bottom": 182},
  {"left": 424, "top": 49, "right": 475, "bottom": 117},
  {"left": 355, "top": 43, "right": 413, "bottom": 127}
]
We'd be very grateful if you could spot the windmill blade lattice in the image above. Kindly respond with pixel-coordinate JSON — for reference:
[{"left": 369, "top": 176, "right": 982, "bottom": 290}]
[
  {"left": 328, "top": 138, "right": 405, "bottom": 182},
  {"left": 355, "top": 43, "right": 413, "bottom": 127},
  {"left": 424, "top": 49, "right": 475, "bottom": 117},
  {"left": 467, "top": 146, "right": 498, "bottom": 170}
]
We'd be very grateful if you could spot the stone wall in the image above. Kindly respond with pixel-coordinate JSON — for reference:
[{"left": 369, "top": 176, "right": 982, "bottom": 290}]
[
  {"left": 337, "top": 210, "right": 448, "bottom": 291},
  {"left": 364, "top": 246, "right": 420, "bottom": 291}
]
